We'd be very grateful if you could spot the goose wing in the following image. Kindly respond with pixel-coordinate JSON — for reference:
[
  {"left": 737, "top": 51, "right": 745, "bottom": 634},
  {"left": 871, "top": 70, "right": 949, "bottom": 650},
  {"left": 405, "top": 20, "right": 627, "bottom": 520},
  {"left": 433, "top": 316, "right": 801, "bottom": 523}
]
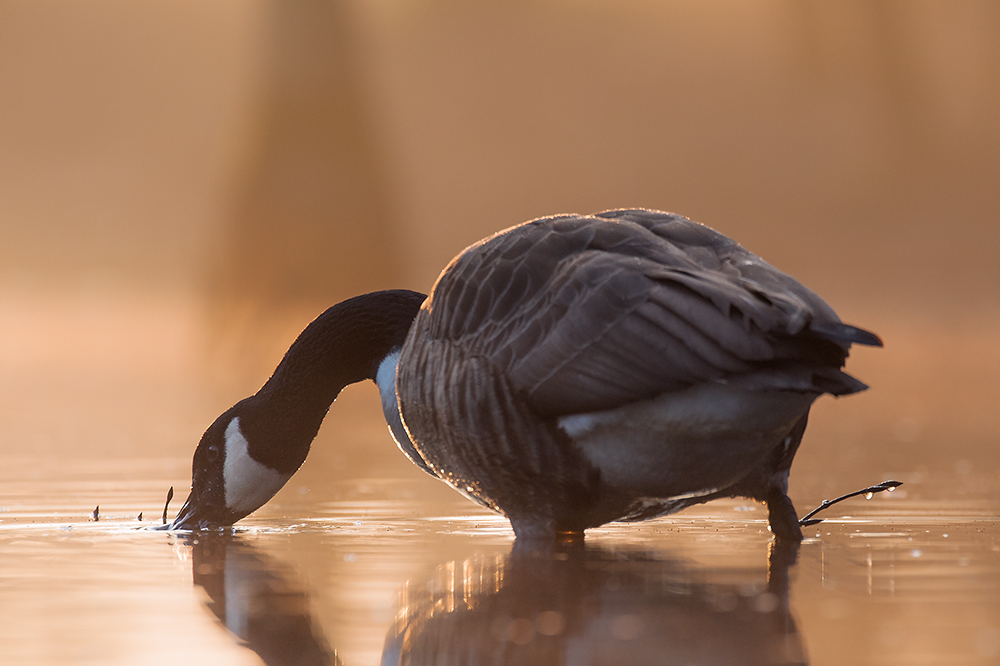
[{"left": 423, "top": 209, "right": 880, "bottom": 417}]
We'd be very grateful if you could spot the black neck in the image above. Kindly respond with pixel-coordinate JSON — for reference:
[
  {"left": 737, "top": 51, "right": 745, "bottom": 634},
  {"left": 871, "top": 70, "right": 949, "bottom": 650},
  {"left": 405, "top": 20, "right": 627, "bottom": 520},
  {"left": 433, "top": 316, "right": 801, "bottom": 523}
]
[{"left": 240, "top": 289, "right": 426, "bottom": 472}]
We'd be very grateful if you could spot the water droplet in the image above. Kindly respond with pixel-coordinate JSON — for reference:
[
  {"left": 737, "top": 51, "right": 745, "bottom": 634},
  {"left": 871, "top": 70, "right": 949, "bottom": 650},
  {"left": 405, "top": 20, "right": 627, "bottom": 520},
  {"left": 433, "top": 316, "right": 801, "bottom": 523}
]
[
  {"left": 536, "top": 611, "right": 565, "bottom": 636},
  {"left": 911, "top": 549, "right": 922, "bottom": 558},
  {"left": 886, "top": 485, "right": 896, "bottom": 492},
  {"left": 865, "top": 492, "right": 874, "bottom": 500}
]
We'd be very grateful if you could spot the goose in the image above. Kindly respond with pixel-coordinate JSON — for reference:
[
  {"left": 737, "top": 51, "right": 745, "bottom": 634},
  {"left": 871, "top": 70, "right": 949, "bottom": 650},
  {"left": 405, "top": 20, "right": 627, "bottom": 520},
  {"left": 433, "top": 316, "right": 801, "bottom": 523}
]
[{"left": 169, "top": 209, "right": 881, "bottom": 542}]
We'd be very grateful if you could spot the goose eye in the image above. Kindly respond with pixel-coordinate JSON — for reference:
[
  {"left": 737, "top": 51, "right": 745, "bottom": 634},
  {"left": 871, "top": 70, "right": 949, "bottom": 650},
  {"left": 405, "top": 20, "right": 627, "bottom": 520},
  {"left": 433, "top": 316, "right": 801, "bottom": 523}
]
[{"left": 207, "top": 444, "right": 219, "bottom": 461}]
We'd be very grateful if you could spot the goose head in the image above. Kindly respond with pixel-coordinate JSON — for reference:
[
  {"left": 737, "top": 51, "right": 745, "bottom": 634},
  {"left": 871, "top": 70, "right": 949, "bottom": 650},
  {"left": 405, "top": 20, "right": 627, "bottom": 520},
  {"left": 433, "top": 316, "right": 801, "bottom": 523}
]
[
  {"left": 169, "top": 402, "right": 299, "bottom": 529},
  {"left": 170, "top": 289, "right": 426, "bottom": 530},
  {"left": 170, "top": 408, "right": 236, "bottom": 529}
]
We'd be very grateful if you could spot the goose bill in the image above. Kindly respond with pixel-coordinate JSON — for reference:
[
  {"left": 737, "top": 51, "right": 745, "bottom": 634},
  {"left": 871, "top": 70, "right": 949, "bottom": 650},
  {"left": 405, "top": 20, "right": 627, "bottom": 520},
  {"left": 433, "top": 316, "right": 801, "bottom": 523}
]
[{"left": 168, "top": 493, "right": 212, "bottom": 530}]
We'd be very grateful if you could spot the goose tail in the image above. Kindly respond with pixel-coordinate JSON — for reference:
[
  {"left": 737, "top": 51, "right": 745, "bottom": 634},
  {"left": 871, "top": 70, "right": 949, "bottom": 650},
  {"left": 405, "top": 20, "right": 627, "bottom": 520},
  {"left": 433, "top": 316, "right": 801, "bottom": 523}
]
[{"left": 810, "top": 322, "right": 883, "bottom": 348}]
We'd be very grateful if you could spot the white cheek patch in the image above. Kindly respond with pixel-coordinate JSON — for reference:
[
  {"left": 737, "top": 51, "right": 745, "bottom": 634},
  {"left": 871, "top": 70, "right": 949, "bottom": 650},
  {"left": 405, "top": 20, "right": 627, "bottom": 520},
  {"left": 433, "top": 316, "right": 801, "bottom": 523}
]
[{"left": 223, "top": 417, "right": 292, "bottom": 515}]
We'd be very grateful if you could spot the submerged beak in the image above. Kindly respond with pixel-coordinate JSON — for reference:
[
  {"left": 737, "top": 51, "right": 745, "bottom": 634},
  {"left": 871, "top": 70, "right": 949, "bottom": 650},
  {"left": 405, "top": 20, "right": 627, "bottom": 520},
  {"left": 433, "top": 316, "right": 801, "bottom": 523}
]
[{"left": 161, "top": 492, "right": 213, "bottom": 531}]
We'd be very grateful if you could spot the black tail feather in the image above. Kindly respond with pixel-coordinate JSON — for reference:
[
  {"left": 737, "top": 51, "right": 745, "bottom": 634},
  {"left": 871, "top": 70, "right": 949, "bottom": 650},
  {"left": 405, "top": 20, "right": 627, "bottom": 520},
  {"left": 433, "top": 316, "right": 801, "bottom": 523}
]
[{"left": 810, "top": 322, "right": 883, "bottom": 347}]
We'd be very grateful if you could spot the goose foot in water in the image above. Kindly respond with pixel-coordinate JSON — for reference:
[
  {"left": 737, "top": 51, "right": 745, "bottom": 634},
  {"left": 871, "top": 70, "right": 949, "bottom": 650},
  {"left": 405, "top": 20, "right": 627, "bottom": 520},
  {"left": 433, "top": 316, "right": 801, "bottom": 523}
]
[{"left": 766, "top": 488, "right": 804, "bottom": 542}]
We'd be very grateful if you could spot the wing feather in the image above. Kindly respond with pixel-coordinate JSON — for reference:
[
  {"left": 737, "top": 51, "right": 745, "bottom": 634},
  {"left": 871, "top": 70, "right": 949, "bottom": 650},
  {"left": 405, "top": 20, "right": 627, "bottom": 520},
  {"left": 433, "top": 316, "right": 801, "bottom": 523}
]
[{"left": 420, "top": 209, "right": 878, "bottom": 417}]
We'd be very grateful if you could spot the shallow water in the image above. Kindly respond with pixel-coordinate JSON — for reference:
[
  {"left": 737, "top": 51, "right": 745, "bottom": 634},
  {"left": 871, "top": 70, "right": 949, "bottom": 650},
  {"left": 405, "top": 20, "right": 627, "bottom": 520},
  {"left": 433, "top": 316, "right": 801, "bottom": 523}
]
[
  {"left": 2, "top": 452, "right": 999, "bottom": 666},
  {"left": 1, "top": 300, "right": 998, "bottom": 665}
]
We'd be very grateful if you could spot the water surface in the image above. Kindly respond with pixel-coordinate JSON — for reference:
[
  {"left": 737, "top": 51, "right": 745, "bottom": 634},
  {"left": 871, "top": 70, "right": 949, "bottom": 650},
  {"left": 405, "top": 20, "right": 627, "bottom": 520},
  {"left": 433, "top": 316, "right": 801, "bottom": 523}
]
[
  {"left": 1, "top": 299, "right": 998, "bottom": 665},
  {"left": 2, "top": 453, "right": 998, "bottom": 666}
]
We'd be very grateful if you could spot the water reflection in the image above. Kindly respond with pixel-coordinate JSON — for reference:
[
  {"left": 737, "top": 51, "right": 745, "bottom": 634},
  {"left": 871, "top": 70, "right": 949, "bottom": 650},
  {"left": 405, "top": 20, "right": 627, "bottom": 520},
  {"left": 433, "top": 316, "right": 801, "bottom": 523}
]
[
  {"left": 187, "top": 528, "right": 807, "bottom": 666},
  {"left": 2, "top": 478, "right": 997, "bottom": 664},
  {"left": 383, "top": 541, "right": 806, "bottom": 666},
  {"left": 190, "top": 533, "right": 341, "bottom": 666}
]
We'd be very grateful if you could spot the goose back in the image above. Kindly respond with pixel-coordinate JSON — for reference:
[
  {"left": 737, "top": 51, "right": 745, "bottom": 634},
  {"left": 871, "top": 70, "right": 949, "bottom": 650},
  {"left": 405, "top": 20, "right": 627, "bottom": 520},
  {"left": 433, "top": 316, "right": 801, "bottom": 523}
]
[{"left": 407, "top": 209, "right": 870, "bottom": 416}]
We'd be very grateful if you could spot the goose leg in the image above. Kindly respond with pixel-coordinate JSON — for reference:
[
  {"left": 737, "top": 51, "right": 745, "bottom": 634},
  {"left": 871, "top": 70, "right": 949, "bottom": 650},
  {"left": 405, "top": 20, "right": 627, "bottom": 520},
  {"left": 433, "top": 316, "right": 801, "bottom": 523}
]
[
  {"left": 766, "top": 487, "right": 803, "bottom": 542},
  {"left": 763, "top": 412, "right": 809, "bottom": 542}
]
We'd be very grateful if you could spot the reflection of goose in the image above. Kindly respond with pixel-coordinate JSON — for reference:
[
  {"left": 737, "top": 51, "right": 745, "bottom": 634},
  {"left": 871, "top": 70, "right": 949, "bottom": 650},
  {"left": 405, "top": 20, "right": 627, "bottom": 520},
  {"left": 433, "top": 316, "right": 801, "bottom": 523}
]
[
  {"left": 171, "top": 209, "right": 879, "bottom": 541},
  {"left": 190, "top": 533, "right": 340, "bottom": 666},
  {"left": 382, "top": 541, "right": 806, "bottom": 666}
]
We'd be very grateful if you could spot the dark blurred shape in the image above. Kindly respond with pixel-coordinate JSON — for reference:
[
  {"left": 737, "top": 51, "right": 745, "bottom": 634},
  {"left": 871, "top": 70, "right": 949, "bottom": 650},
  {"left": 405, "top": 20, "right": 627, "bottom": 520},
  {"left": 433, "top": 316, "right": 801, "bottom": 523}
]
[
  {"left": 383, "top": 541, "right": 806, "bottom": 666},
  {"left": 191, "top": 533, "right": 341, "bottom": 666},
  {"left": 209, "top": 0, "right": 401, "bottom": 370}
]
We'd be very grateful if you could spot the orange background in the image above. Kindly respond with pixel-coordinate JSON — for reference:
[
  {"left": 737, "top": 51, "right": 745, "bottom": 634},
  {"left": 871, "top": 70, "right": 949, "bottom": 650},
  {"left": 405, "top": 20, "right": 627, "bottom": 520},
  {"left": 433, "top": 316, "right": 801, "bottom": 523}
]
[{"left": 0, "top": 1, "right": 997, "bottom": 485}]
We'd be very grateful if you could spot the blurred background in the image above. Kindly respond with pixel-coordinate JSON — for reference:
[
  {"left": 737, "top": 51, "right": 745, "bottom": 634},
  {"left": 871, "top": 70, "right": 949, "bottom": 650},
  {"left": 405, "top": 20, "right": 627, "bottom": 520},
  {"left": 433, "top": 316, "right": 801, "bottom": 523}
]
[
  {"left": 0, "top": 0, "right": 998, "bottom": 489},
  {"left": 3, "top": 3, "right": 1000, "bottom": 664}
]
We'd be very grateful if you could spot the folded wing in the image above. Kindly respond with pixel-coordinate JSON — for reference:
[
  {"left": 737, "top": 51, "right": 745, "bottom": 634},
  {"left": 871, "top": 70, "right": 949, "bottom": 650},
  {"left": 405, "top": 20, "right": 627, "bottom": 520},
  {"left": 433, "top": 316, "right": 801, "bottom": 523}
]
[{"left": 423, "top": 209, "right": 881, "bottom": 417}]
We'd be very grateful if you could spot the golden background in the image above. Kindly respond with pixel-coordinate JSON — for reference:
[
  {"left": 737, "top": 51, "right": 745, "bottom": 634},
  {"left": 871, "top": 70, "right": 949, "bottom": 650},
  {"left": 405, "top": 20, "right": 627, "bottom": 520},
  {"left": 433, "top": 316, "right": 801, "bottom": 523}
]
[
  {"left": 2, "top": 4, "right": 1000, "bottom": 665},
  {"left": 1, "top": 0, "right": 997, "bottom": 490}
]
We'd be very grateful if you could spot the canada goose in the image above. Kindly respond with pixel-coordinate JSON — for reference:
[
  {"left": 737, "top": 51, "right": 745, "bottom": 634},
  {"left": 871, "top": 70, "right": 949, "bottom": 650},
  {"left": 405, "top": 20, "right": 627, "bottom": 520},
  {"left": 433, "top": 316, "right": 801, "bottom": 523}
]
[{"left": 170, "top": 209, "right": 881, "bottom": 542}]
